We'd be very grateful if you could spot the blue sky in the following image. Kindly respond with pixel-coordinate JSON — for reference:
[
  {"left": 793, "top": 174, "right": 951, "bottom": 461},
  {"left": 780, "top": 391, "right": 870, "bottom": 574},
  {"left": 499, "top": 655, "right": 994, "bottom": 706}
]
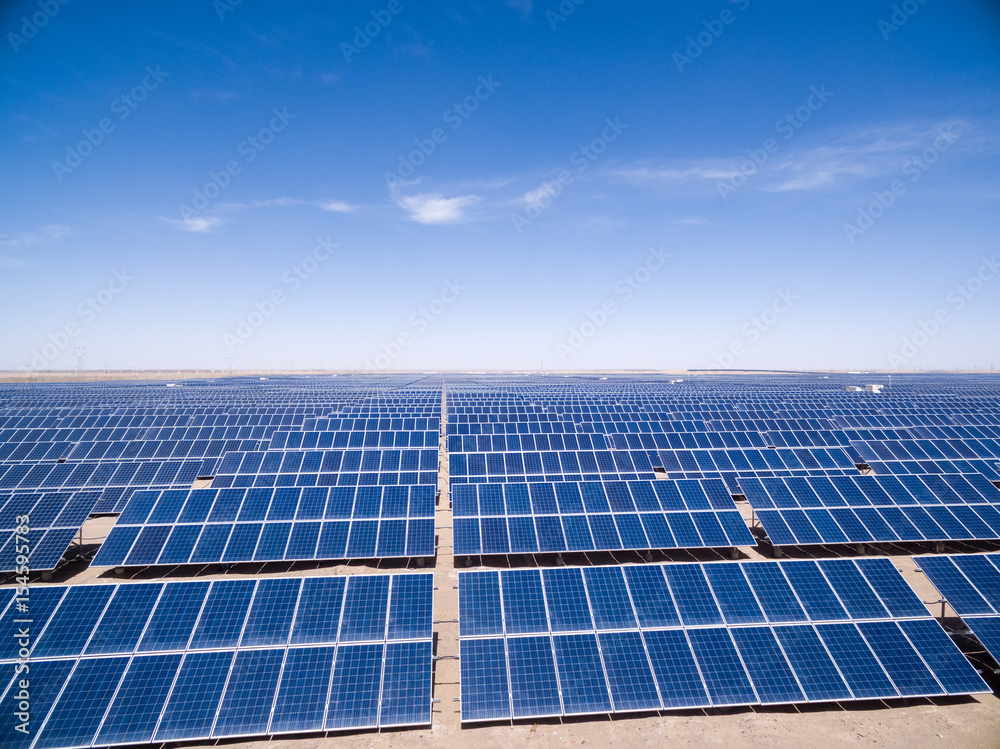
[{"left": 2, "top": 0, "right": 999, "bottom": 372}]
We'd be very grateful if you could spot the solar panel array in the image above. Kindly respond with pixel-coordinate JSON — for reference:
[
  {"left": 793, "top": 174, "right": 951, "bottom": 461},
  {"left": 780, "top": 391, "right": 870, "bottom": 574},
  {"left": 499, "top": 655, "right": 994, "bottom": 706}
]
[
  {"left": 4, "top": 372, "right": 1000, "bottom": 743},
  {"left": 452, "top": 478, "right": 753, "bottom": 555},
  {"left": 449, "top": 447, "right": 858, "bottom": 485},
  {"left": 741, "top": 472, "right": 1000, "bottom": 546},
  {"left": 212, "top": 448, "right": 440, "bottom": 488},
  {"left": 0, "top": 572, "right": 434, "bottom": 747},
  {"left": 457, "top": 558, "right": 989, "bottom": 721},
  {"left": 0, "top": 490, "right": 99, "bottom": 572},
  {"left": 916, "top": 553, "right": 1000, "bottom": 667},
  {"left": 91, "top": 485, "right": 436, "bottom": 566},
  {"left": 0, "top": 374, "right": 443, "bottom": 571}
]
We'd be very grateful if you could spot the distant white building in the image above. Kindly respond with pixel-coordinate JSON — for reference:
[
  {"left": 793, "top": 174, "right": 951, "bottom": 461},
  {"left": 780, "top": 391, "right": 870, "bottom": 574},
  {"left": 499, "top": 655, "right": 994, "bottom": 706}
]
[
  {"left": 865, "top": 384, "right": 884, "bottom": 393},
  {"left": 845, "top": 386, "right": 862, "bottom": 392}
]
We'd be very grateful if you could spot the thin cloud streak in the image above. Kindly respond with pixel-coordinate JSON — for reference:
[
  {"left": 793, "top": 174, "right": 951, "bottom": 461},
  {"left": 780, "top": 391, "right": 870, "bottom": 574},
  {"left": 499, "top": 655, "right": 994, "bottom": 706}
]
[
  {"left": 0, "top": 224, "right": 72, "bottom": 247},
  {"left": 394, "top": 192, "right": 481, "bottom": 224},
  {"left": 613, "top": 119, "right": 989, "bottom": 195}
]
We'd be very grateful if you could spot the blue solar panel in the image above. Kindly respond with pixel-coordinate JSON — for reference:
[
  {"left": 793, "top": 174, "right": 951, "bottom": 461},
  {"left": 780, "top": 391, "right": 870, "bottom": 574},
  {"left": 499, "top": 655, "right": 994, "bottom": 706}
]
[
  {"left": 269, "top": 646, "right": 337, "bottom": 733},
  {"left": 0, "top": 572, "right": 434, "bottom": 747},
  {"left": 458, "top": 559, "right": 989, "bottom": 720},
  {"left": 507, "top": 635, "right": 562, "bottom": 717},
  {"left": 94, "top": 653, "right": 183, "bottom": 745},
  {"left": 212, "top": 649, "right": 285, "bottom": 737},
  {"left": 746, "top": 473, "right": 1000, "bottom": 547},
  {"left": 380, "top": 641, "right": 433, "bottom": 726},
  {"left": 688, "top": 627, "right": 758, "bottom": 706},
  {"left": 93, "top": 484, "right": 436, "bottom": 566},
  {"left": 452, "top": 478, "right": 754, "bottom": 555},
  {"left": 774, "top": 625, "right": 852, "bottom": 701},
  {"left": 1, "top": 659, "right": 72, "bottom": 749},
  {"left": 0, "top": 489, "right": 99, "bottom": 572},
  {"left": 599, "top": 631, "right": 661, "bottom": 711},
  {"left": 730, "top": 626, "right": 804, "bottom": 704},
  {"left": 502, "top": 569, "right": 549, "bottom": 634},
  {"left": 155, "top": 650, "right": 235, "bottom": 741},
  {"left": 916, "top": 553, "right": 1000, "bottom": 666},
  {"left": 554, "top": 633, "right": 613, "bottom": 714},
  {"left": 966, "top": 617, "right": 1000, "bottom": 662},
  {"left": 459, "top": 638, "right": 510, "bottom": 722}
]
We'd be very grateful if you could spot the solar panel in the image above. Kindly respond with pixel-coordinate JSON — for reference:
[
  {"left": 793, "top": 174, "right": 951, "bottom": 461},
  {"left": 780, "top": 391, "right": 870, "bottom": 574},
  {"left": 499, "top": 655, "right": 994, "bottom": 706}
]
[
  {"left": 915, "top": 552, "right": 1000, "bottom": 666},
  {"left": 0, "top": 572, "right": 433, "bottom": 747},
  {"left": 0, "top": 489, "right": 100, "bottom": 572},
  {"left": 91, "top": 484, "right": 436, "bottom": 566},
  {"left": 457, "top": 558, "right": 989, "bottom": 721},
  {"left": 0, "top": 458, "right": 218, "bottom": 493},
  {"left": 448, "top": 447, "right": 857, "bottom": 485},
  {"left": 211, "top": 448, "right": 439, "bottom": 489},
  {"left": 452, "top": 478, "right": 753, "bottom": 555},
  {"left": 742, "top": 473, "right": 1000, "bottom": 547},
  {"left": 269, "top": 429, "right": 439, "bottom": 449}
]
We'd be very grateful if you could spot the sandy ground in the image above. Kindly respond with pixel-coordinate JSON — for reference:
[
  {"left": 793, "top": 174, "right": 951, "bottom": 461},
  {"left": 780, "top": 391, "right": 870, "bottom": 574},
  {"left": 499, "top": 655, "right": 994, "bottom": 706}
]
[{"left": 4, "top": 375, "right": 1000, "bottom": 748}]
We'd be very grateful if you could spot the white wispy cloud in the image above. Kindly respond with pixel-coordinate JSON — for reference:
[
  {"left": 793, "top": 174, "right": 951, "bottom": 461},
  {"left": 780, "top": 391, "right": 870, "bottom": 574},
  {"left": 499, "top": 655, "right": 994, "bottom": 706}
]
[
  {"left": 164, "top": 216, "right": 226, "bottom": 233},
  {"left": 613, "top": 119, "right": 988, "bottom": 195},
  {"left": 522, "top": 180, "right": 565, "bottom": 208},
  {"left": 0, "top": 224, "right": 72, "bottom": 247},
  {"left": 318, "top": 200, "right": 358, "bottom": 214},
  {"left": 164, "top": 197, "right": 361, "bottom": 232},
  {"left": 763, "top": 120, "right": 974, "bottom": 192},
  {"left": 217, "top": 198, "right": 361, "bottom": 213},
  {"left": 614, "top": 163, "right": 743, "bottom": 185},
  {"left": 394, "top": 192, "right": 481, "bottom": 224}
]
